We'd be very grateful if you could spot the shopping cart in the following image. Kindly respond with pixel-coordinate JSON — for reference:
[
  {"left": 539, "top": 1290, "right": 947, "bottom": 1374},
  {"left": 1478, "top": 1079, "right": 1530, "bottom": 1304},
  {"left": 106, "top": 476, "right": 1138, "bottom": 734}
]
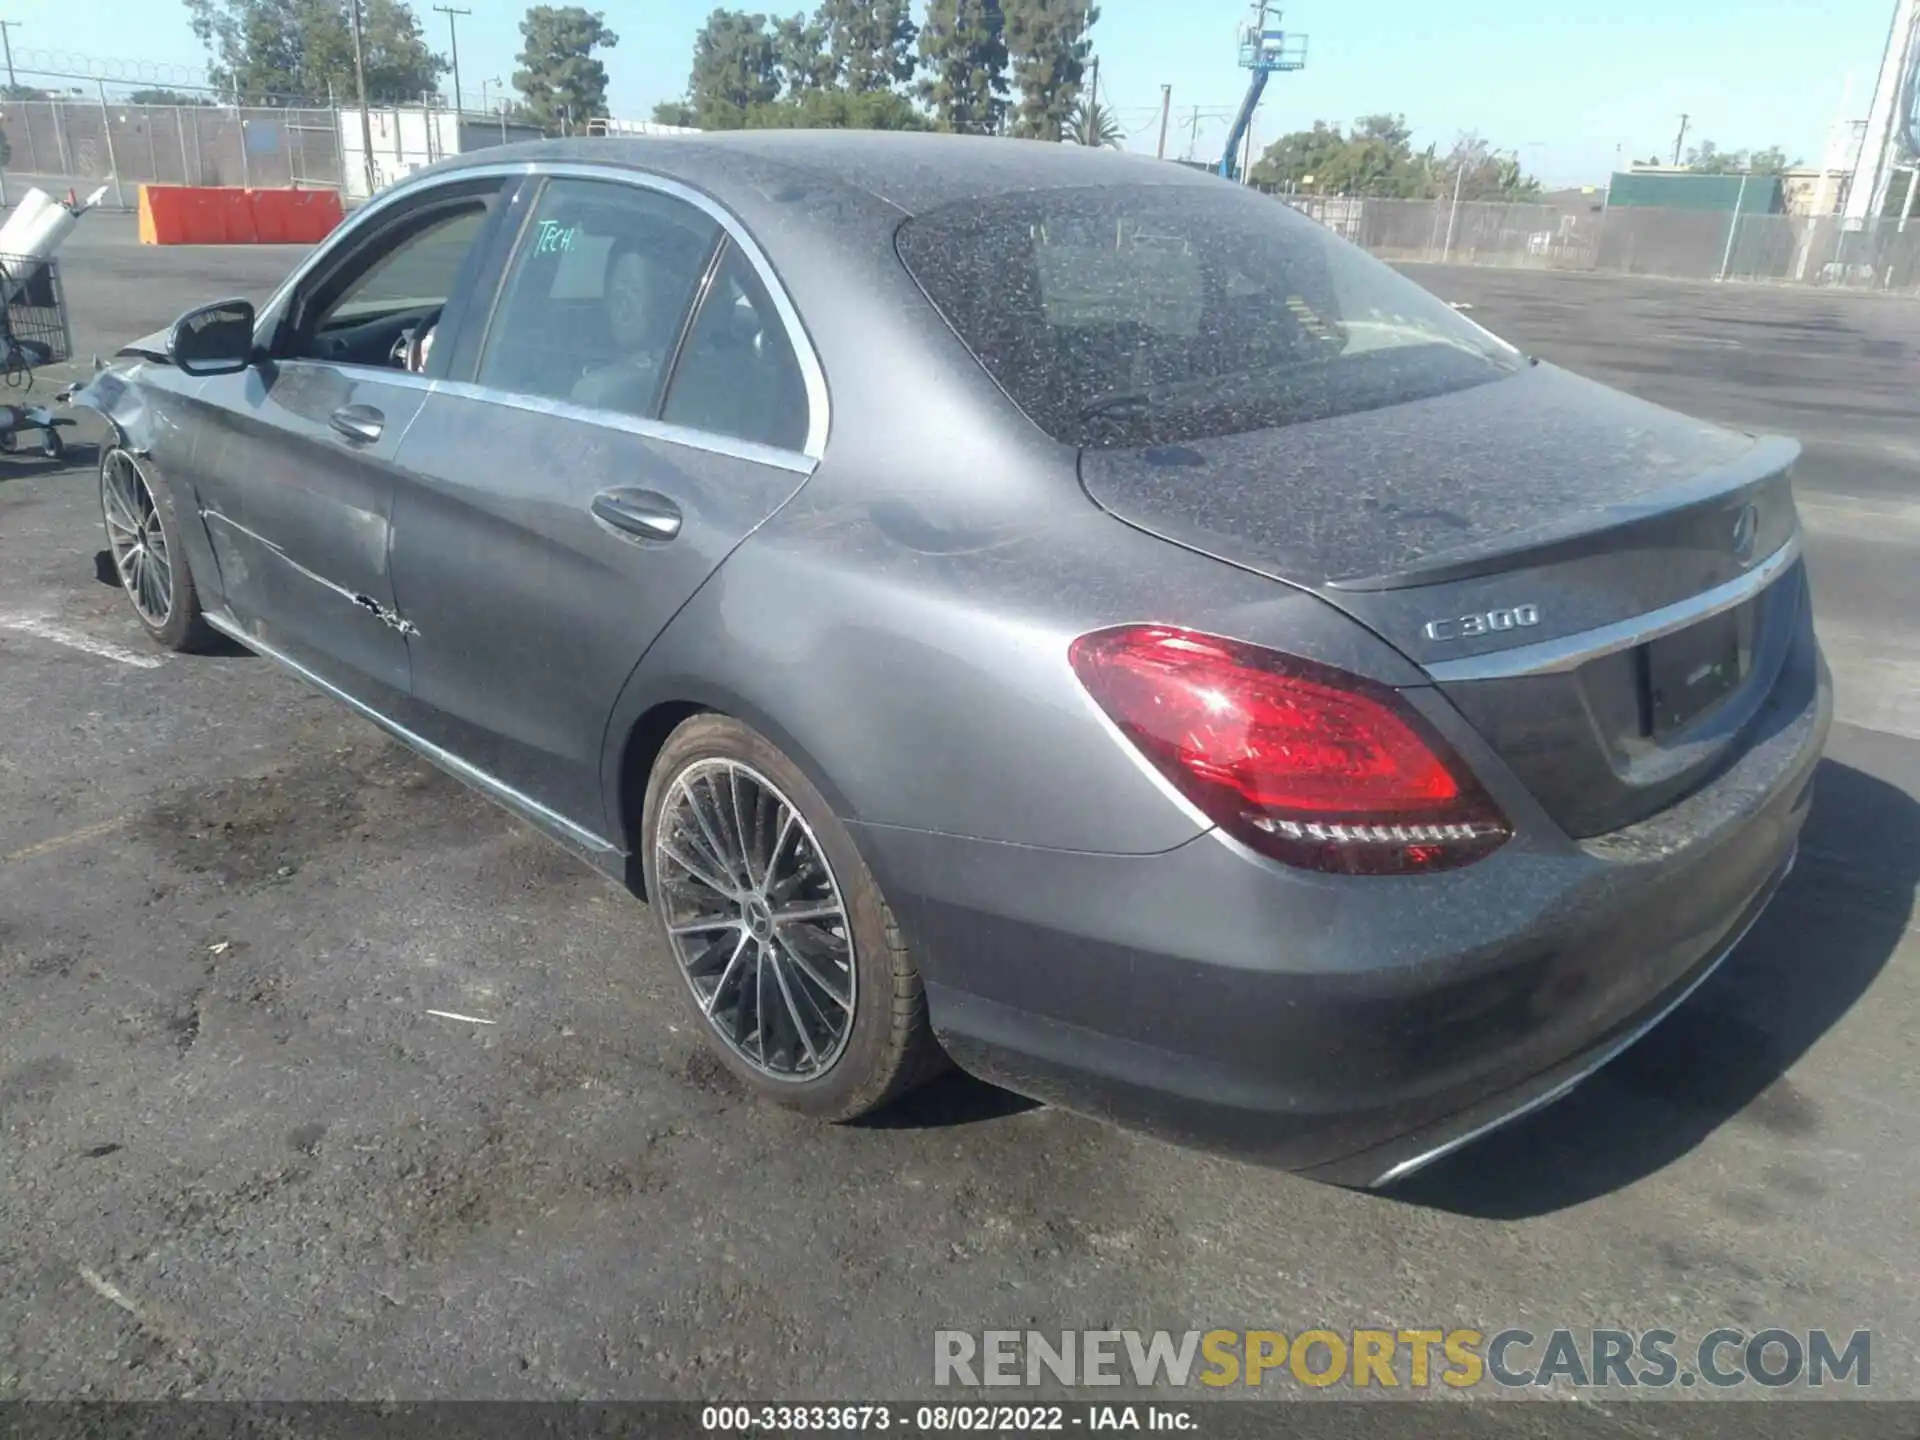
[{"left": 0, "top": 251, "right": 78, "bottom": 459}]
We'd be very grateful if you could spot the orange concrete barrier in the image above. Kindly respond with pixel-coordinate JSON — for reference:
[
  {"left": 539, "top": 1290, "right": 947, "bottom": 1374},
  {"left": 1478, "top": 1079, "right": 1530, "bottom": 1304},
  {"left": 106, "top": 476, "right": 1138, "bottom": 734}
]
[
  {"left": 138, "top": 185, "right": 253, "bottom": 244},
  {"left": 248, "top": 188, "right": 344, "bottom": 244},
  {"left": 138, "top": 185, "right": 343, "bottom": 246}
]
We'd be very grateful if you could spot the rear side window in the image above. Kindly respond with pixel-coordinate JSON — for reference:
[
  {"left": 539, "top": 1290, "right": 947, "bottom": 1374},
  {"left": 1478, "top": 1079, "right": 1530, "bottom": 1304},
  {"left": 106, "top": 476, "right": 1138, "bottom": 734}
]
[
  {"left": 476, "top": 179, "right": 720, "bottom": 419},
  {"left": 895, "top": 184, "right": 1526, "bottom": 448},
  {"left": 661, "top": 244, "right": 810, "bottom": 453}
]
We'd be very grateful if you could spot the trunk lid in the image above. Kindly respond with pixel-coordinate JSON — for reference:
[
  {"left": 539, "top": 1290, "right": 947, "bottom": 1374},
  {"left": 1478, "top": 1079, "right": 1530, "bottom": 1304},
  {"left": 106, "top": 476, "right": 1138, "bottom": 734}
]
[{"left": 1079, "top": 363, "right": 1807, "bottom": 838}]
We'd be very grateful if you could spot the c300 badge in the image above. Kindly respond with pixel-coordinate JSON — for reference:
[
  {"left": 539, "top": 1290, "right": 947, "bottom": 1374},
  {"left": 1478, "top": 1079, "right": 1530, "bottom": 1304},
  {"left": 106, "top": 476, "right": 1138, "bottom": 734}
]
[{"left": 1423, "top": 605, "right": 1542, "bottom": 642}]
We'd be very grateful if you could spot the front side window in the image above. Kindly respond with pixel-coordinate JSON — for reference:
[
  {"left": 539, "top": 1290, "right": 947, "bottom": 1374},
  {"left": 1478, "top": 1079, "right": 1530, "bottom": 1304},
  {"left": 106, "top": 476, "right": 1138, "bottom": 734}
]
[
  {"left": 476, "top": 179, "right": 720, "bottom": 419},
  {"left": 896, "top": 183, "right": 1527, "bottom": 448},
  {"left": 290, "top": 199, "right": 493, "bottom": 369}
]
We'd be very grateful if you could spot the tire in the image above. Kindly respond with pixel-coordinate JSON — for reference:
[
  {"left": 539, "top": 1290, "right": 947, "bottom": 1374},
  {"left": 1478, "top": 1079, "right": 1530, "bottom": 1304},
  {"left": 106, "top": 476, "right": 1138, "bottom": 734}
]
[
  {"left": 99, "top": 446, "right": 217, "bottom": 653},
  {"left": 641, "top": 713, "right": 945, "bottom": 1121}
]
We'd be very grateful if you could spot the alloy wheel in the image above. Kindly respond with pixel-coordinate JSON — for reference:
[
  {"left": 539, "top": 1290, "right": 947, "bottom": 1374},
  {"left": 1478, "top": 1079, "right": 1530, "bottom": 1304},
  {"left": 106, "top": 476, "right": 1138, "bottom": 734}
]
[
  {"left": 655, "top": 759, "right": 856, "bottom": 1081},
  {"left": 101, "top": 449, "right": 173, "bottom": 628}
]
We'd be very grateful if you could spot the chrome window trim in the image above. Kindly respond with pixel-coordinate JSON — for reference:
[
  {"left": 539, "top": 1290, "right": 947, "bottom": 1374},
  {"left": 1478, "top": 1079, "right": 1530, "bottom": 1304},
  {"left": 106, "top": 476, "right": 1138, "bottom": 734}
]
[
  {"left": 256, "top": 159, "right": 831, "bottom": 463},
  {"left": 247, "top": 360, "right": 813, "bottom": 475},
  {"left": 430, "top": 377, "right": 815, "bottom": 474},
  {"left": 1421, "top": 534, "right": 1802, "bottom": 684}
]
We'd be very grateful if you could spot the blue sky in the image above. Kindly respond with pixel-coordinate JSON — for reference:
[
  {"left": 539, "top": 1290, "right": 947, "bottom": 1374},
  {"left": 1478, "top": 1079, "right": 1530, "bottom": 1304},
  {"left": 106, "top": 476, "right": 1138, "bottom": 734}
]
[{"left": 3, "top": 0, "right": 1899, "bottom": 184}]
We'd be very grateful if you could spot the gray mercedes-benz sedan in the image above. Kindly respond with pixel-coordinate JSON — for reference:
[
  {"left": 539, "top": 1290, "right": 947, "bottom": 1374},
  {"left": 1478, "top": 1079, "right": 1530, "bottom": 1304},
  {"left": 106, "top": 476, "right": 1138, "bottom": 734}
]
[{"left": 73, "top": 132, "right": 1830, "bottom": 1187}]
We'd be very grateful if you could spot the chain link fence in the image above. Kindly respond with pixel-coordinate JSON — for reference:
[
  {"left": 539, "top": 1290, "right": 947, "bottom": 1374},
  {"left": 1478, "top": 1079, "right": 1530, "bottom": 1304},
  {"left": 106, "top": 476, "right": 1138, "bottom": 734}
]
[
  {"left": 0, "top": 98, "right": 344, "bottom": 200},
  {"left": 6, "top": 99, "right": 1919, "bottom": 293},
  {"left": 1283, "top": 195, "right": 1920, "bottom": 292}
]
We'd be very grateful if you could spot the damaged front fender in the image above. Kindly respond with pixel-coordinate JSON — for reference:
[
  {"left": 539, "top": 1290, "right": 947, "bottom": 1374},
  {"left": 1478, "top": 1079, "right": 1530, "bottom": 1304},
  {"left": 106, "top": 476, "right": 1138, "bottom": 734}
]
[{"left": 59, "top": 362, "right": 164, "bottom": 455}]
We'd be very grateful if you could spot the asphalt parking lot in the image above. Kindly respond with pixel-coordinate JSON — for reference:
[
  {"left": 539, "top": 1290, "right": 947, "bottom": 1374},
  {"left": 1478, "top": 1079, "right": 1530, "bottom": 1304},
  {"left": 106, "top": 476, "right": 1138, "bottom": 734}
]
[{"left": 1, "top": 218, "right": 1917, "bottom": 1421}]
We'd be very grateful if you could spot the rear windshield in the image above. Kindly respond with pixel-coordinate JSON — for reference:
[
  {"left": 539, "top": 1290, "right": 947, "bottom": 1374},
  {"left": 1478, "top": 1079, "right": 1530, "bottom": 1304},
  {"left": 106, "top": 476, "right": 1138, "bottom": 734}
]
[{"left": 895, "top": 182, "right": 1527, "bottom": 448}]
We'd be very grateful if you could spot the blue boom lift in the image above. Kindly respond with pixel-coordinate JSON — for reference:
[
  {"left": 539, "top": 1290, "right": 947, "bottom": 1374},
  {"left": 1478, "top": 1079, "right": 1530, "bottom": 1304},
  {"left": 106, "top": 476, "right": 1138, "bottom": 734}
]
[{"left": 1219, "top": 3, "right": 1308, "bottom": 180}]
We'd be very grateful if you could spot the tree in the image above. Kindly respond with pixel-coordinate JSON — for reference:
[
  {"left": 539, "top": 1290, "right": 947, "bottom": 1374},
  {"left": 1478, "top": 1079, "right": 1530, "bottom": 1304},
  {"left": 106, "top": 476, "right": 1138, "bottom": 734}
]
[
  {"left": 916, "top": 0, "right": 1007, "bottom": 134},
  {"left": 1683, "top": 139, "right": 1797, "bottom": 176},
  {"left": 652, "top": 99, "right": 699, "bottom": 126},
  {"left": 815, "top": 0, "right": 917, "bottom": 92},
  {"left": 772, "top": 10, "right": 835, "bottom": 96},
  {"left": 1066, "top": 95, "right": 1118, "bottom": 147},
  {"left": 1002, "top": 0, "right": 1096, "bottom": 142},
  {"left": 1249, "top": 116, "right": 1541, "bottom": 199},
  {"left": 513, "top": 4, "right": 619, "bottom": 128},
  {"left": 183, "top": 0, "right": 445, "bottom": 103},
  {"left": 360, "top": 0, "right": 447, "bottom": 101},
  {"left": 1437, "top": 131, "right": 1541, "bottom": 200},
  {"left": 128, "top": 88, "right": 217, "bottom": 105},
  {"left": 0, "top": 84, "right": 50, "bottom": 100},
  {"left": 1251, "top": 113, "right": 1435, "bottom": 196},
  {"left": 683, "top": 9, "right": 781, "bottom": 127},
  {"left": 1248, "top": 118, "right": 1352, "bottom": 189},
  {"left": 1683, "top": 139, "right": 1745, "bottom": 174},
  {"left": 747, "top": 87, "right": 928, "bottom": 128}
]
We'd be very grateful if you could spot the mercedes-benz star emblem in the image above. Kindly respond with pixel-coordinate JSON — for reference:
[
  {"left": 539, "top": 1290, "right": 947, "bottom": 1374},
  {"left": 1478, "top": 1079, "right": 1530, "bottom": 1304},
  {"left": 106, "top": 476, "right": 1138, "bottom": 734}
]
[{"left": 1731, "top": 502, "right": 1760, "bottom": 567}]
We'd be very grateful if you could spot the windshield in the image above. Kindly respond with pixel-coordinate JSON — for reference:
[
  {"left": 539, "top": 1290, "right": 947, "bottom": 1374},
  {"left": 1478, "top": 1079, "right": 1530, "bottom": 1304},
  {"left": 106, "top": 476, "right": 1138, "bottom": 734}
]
[{"left": 895, "top": 182, "right": 1528, "bottom": 448}]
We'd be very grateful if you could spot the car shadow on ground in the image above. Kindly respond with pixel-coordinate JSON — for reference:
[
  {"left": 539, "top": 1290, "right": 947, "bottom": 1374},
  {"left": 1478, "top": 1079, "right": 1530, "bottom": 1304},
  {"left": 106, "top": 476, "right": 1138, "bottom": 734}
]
[
  {"left": 0, "top": 441, "right": 95, "bottom": 479},
  {"left": 1390, "top": 757, "right": 1915, "bottom": 1217},
  {"left": 855, "top": 1067, "right": 1043, "bottom": 1130}
]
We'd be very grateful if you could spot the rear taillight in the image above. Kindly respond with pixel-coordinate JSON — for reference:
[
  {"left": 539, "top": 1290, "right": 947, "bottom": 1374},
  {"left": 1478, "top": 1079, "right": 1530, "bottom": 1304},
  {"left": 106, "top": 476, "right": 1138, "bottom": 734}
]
[{"left": 1069, "top": 625, "right": 1510, "bottom": 875}]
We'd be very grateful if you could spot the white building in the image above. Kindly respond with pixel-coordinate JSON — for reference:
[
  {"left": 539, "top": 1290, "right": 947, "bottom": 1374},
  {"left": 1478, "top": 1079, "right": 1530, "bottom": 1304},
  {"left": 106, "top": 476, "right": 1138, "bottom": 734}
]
[
  {"left": 584, "top": 118, "right": 701, "bottom": 137},
  {"left": 338, "top": 106, "right": 547, "bottom": 200}
]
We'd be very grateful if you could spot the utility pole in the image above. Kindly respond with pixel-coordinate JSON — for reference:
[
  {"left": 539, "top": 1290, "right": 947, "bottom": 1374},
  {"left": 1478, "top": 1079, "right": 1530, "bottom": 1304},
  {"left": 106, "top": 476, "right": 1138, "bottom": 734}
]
[
  {"left": 433, "top": 5, "right": 469, "bottom": 114},
  {"left": 1156, "top": 84, "right": 1171, "bottom": 159},
  {"left": 348, "top": 0, "right": 378, "bottom": 198},
  {"left": 1084, "top": 56, "right": 1099, "bottom": 144},
  {"left": 1185, "top": 104, "right": 1200, "bottom": 161},
  {"left": 1442, "top": 160, "right": 1465, "bottom": 262},
  {"left": 0, "top": 21, "right": 20, "bottom": 91},
  {"left": 1671, "top": 112, "right": 1690, "bottom": 167}
]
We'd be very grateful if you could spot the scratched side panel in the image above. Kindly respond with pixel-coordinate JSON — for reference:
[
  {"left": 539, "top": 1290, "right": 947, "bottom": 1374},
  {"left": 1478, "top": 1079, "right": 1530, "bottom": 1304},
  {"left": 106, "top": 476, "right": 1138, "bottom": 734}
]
[{"left": 184, "top": 362, "right": 425, "bottom": 709}]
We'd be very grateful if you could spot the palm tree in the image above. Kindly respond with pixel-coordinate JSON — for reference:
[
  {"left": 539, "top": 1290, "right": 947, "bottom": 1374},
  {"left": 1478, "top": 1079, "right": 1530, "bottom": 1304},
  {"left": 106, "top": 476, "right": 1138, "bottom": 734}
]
[{"left": 1067, "top": 98, "right": 1122, "bottom": 149}]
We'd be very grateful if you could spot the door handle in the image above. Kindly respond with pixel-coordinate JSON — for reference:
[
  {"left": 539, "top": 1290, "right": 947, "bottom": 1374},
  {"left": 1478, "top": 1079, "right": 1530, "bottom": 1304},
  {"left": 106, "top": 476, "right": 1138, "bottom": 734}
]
[
  {"left": 591, "top": 488, "right": 682, "bottom": 541},
  {"left": 328, "top": 404, "right": 385, "bottom": 445}
]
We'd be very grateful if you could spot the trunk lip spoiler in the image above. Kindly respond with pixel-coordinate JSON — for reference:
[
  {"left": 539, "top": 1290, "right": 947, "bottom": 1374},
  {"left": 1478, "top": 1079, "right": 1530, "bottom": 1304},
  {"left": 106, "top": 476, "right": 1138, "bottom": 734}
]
[
  {"left": 1325, "top": 434, "right": 1802, "bottom": 594},
  {"left": 1422, "top": 530, "right": 1802, "bottom": 685}
]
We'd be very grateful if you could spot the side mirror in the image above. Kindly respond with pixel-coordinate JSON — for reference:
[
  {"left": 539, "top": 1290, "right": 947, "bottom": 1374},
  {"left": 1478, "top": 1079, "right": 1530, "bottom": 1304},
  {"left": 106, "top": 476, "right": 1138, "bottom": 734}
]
[{"left": 169, "top": 299, "right": 257, "bottom": 377}]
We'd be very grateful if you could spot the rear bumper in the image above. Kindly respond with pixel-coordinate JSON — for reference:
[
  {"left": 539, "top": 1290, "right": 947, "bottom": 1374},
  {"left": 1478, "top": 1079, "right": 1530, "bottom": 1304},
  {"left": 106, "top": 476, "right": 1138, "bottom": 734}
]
[
  {"left": 1321, "top": 839, "right": 1795, "bottom": 1187},
  {"left": 854, "top": 613, "right": 1830, "bottom": 1183}
]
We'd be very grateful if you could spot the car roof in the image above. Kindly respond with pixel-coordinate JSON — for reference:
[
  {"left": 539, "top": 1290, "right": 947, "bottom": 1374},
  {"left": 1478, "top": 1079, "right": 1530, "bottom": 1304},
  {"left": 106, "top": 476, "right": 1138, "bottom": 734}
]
[{"left": 424, "top": 129, "right": 1225, "bottom": 219}]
